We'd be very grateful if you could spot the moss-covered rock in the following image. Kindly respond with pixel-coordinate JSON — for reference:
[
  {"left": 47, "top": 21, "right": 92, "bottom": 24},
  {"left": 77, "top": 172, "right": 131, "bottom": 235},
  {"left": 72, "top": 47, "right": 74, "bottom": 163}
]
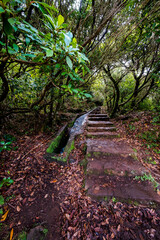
[{"left": 46, "top": 124, "right": 68, "bottom": 154}]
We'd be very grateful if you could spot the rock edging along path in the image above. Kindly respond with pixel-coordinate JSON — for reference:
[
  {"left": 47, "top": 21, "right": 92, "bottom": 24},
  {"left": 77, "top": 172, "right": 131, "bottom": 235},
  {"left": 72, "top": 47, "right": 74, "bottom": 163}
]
[{"left": 85, "top": 111, "right": 160, "bottom": 205}]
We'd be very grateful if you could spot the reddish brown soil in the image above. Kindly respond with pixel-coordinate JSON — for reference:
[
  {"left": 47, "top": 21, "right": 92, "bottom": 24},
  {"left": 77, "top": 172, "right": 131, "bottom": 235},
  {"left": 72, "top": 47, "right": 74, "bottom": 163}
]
[{"left": 0, "top": 134, "right": 62, "bottom": 239}]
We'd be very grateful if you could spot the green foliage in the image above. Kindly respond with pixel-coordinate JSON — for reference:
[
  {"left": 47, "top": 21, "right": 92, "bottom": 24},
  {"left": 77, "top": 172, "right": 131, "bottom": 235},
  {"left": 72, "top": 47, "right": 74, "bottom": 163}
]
[
  {"left": 51, "top": 156, "right": 67, "bottom": 163},
  {"left": 0, "top": 0, "right": 91, "bottom": 118},
  {"left": 138, "top": 129, "right": 160, "bottom": 147},
  {"left": 134, "top": 173, "right": 159, "bottom": 190},
  {"left": 128, "top": 124, "right": 136, "bottom": 131},
  {"left": 80, "top": 158, "right": 88, "bottom": 173},
  {"left": 145, "top": 156, "right": 157, "bottom": 165},
  {"left": 138, "top": 98, "right": 154, "bottom": 111},
  {"left": 0, "top": 134, "right": 16, "bottom": 152},
  {"left": 0, "top": 141, "right": 12, "bottom": 152},
  {"left": 0, "top": 177, "right": 14, "bottom": 218},
  {"left": 18, "top": 231, "right": 27, "bottom": 240},
  {"left": 43, "top": 228, "right": 48, "bottom": 236},
  {"left": 112, "top": 197, "right": 118, "bottom": 203},
  {"left": 0, "top": 177, "right": 14, "bottom": 188},
  {"left": 151, "top": 114, "right": 160, "bottom": 124},
  {"left": 0, "top": 195, "right": 4, "bottom": 206}
]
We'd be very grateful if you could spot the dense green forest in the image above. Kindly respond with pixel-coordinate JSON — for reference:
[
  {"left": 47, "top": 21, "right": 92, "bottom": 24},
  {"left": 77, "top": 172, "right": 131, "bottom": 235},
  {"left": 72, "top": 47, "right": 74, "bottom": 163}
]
[
  {"left": 0, "top": 1, "right": 160, "bottom": 239},
  {"left": 0, "top": 0, "right": 159, "bottom": 131}
]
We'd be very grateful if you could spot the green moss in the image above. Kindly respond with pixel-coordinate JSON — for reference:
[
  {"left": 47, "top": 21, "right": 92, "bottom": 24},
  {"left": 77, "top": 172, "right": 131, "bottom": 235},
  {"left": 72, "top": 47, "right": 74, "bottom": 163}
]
[
  {"left": 92, "top": 151, "right": 101, "bottom": 157},
  {"left": 104, "top": 169, "right": 113, "bottom": 175},
  {"left": 83, "top": 143, "right": 87, "bottom": 153},
  {"left": 104, "top": 196, "right": 108, "bottom": 201},
  {"left": 51, "top": 156, "right": 67, "bottom": 163},
  {"left": 68, "top": 120, "right": 75, "bottom": 128},
  {"left": 46, "top": 134, "right": 62, "bottom": 153},
  {"left": 70, "top": 140, "right": 75, "bottom": 151},
  {"left": 64, "top": 139, "right": 75, "bottom": 161},
  {"left": 80, "top": 158, "right": 88, "bottom": 173},
  {"left": 18, "top": 231, "right": 27, "bottom": 240},
  {"left": 86, "top": 153, "right": 91, "bottom": 157}
]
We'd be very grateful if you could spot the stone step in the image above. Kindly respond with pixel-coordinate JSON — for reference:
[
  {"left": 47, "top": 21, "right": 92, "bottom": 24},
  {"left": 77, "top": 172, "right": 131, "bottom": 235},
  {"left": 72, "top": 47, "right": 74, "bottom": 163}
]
[
  {"left": 86, "top": 132, "right": 119, "bottom": 139},
  {"left": 89, "top": 114, "right": 109, "bottom": 117},
  {"left": 86, "top": 154, "right": 147, "bottom": 176},
  {"left": 85, "top": 175, "right": 160, "bottom": 204},
  {"left": 88, "top": 117, "right": 110, "bottom": 121},
  {"left": 87, "top": 127, "right": 116, "bottom": 132},
  {"left": 87, "top": 139, "right": 134, "bottom": 156},
  {"left": 87, "top": 121, "right": 114, "bottom": 127}
]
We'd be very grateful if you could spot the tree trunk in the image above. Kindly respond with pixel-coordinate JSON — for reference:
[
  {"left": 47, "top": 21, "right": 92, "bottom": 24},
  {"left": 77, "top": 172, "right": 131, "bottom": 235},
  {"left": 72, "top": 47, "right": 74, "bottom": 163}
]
[
  {"left": 103, "top": 66, "right": 120, "bottom": 117},
  {"left": 48, "top": 88, "right": 54, "bottom": 127}
]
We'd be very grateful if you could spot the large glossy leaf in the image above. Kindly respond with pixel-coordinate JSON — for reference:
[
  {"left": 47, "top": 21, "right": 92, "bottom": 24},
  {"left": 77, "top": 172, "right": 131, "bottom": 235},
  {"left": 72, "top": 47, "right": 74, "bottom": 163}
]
[
  {"left": 72, "top": 37, "right": 77, "bottom": 48},
  {"left": 46, "top": 49, "right": 53, "bottom": 57},
  {"left": 58, "top": 15, "right": 64, "bottom": 26},
  {"left": 84, "top": 93, "right": 92, "bottom": 98},
  {"left": 44, "top": 14, "right": 55, "bottom": 29},
  {"left": 37, "top": 2, "right": 58, "bottom": 13},
  {"left": 64, "top": 32, "right": 73, "bottom": 46},
  {"left": 4, "top": 19, "right": 13, "bottom": 35},
  {"left": 79, "top": 53, "right": 89, "bottom": 62},
  {"left": 8, "top": 48, "right": 16, "bottom": 54},
  {"left": 8, "top": 18, "right": 17, "bottom": 31},
  {"left": 25, "top": 37, "right": 30, "bottom": 45},
  {"left": 0, "top": 7, "right": 5, "bottom": 13},
  {"left": 32, "top": 2, "right": 49, "bottom": 15},
  {"left": 66, "top": 56, "right": 73, "bottom": 69},
  {"left": 13, "top": 43, "right": 19, "bottom": 52}
]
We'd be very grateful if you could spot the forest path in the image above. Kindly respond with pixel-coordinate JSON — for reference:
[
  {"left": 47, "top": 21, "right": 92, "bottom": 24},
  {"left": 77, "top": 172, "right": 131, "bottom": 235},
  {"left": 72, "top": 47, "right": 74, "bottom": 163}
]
[{"left": 85, "top": 111, "right": 160, "bottom": 205}]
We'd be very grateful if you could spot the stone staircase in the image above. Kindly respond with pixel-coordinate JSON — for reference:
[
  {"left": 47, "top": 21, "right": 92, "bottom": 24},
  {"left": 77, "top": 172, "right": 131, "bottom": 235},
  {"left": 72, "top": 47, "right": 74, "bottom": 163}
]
[{"left": 85, "top": 110, "right": 160, "bottom": 205}]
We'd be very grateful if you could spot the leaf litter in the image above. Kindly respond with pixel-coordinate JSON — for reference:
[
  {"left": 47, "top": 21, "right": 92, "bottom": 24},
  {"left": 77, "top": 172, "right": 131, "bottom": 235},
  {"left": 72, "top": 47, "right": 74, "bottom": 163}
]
[{"left": 0, "top": 117, "right": 160, "bottom": 239}]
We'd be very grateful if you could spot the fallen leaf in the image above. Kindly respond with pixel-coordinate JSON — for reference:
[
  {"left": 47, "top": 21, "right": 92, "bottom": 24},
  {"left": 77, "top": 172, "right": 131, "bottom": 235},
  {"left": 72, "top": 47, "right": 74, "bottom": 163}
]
[
  {"left": 28, "top": 197, "right": 35, "bottom": 202},
  {"left": 52, "top": 193, "right": 54, "bottom": 201},
  {"left": 17, "top": 206, "right": 21, "bottom": 212},
  {"left": 50, "top": 179, "right": 57, "bottom": 183},
  {"left": 23, "top": 198, "right": 27, "bottom": 204},
  {"left": 1, "top": 210, "right": 9, "bottom": 222},
  {"left": 10, "top": 228, "right": 14, "bottom": 240},
  {"left": 65, "top": 214, "right": 71, "bottom": 221},
  {"left": 44, "top": 194, "right": 48, "bottom": 198}
]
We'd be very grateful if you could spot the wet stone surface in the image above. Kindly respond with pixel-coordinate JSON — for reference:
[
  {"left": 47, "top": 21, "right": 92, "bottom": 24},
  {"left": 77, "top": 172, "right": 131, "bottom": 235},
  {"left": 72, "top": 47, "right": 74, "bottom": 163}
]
[
  {"left": 87, "top": 126, "right": 117, "bottom": 132},
  {"left": 85, "top": 113, "right": 160, "bottom": 205},
  {"left": 87, "top": 139, "right": 134, "bottom": 155},
  {"left": 85, "top": 175, "right": 160, "bottom": 203},
  {"left": 86, "top": 154, "right": 147, "bottom": 176},
  {"left": 87, "top": 121, "right": 114, "bottom": 127},
  {"left": 86, "top": 131, "right": 119, "bottom": 139}
]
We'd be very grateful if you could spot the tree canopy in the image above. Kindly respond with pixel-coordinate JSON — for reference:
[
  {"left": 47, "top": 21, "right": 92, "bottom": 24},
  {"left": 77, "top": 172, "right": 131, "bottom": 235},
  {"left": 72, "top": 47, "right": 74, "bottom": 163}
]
[{"left": 0, "top": 0, "right": 160, "bottom": 126}]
